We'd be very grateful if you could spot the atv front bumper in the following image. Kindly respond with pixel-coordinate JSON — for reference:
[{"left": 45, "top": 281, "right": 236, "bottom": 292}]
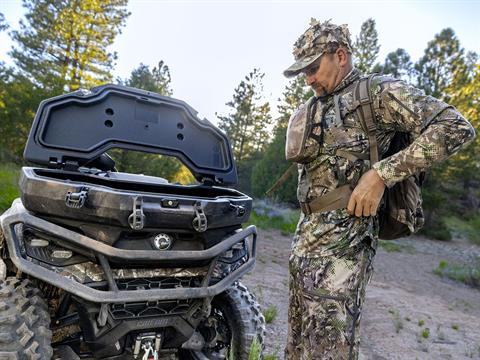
[{"left": 0, "top": 200, "right": 257, "bottom": 303}]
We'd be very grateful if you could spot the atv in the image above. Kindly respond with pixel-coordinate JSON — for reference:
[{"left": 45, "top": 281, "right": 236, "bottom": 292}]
[{"left": 0, "top": 85, "right": 265, "bottom": 359}]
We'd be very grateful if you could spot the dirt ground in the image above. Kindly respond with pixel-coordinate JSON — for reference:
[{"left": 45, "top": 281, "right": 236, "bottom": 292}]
[{"left": 241, "top": 229, "right": 480, "bottom": 360}]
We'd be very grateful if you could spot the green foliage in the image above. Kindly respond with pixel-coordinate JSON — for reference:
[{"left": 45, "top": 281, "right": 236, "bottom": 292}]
[
  {"left": 251, "top": 76, "right": 311, "bottom": 203},
  {"left": 419, "top": 218, "right": 452, "bottom": 241},
  {"left": 418, "top": 319, "right": 425, "bottom": 327},
  {"left": 421, "top": 328, "right": 430, "bottom": 339},
  {"left": 246, "top": 210, "right": 299, "bottom": 235},
  {"left": 433, "top": 259, "right": 480, "bottom": 288},
  {"left": 251, "top": 127, "right": 297, "bottom": 204},
  {"left": 217, "top": 69, "right": 273, "bottom": 193},
  {"left": 373, "top": 48, "right": 413, "bottom": 81},
  {"left": 233, "top": 153, "right": 258, "bottom": 195},
  {"left": 0, "top": 69, "right": 51, "bottom": 160},
  {"left": 0, "top": 12, "right": 8, "bottom": 32},
  {"left": 217, "top": 69, "right": 273, "bottom": 165},
  {"left": 354, "top": 18, "right": 380, "bottom": 74},
  {"left": 10, "top": 0, "right": 130, "bottom": 92},
  {"left": 263, "top": 305, "right": 278, "bottom": 324},
  {"left": 390, "top": 310, "right": 403, "bottom": 333},
  {"left": 124, "top": 61, "right": 172, "bottom": 96},
  {"left": 0, "top": 163, "right": 21, "bottom": 213},
  {"left": 107, "top": 150, "right": 195, "bottom": 183},
  {"left": 378, "top": 240, "right": 415, "bottom": 253},
  {"left": 415, "top": 28, "right": 467, "bottom": 99},
  {"left": 247, "top": 337, "right": 262, "bottom": 360},
  {"left": 264, "top": 355, "right": 278, "bottom": 360},
  {"left": 276, "top": 75, "right": 313, "bottom": 130},
  {"left": 444, "top": 216, "right": 480, "bottom": 245}
]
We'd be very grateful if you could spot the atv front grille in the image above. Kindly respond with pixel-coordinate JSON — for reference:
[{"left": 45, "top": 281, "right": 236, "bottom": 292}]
[
  {"left": 115, "top": 276, "right": 201, "bottom": 291},
  {"left": 109, "top": 299, "right": 193, "bottom": 319}
]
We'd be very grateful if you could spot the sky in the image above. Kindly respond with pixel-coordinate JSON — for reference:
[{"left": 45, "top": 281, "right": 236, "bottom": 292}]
[{"left": 0, "top": 0, "right": 479, "bottom": 125}]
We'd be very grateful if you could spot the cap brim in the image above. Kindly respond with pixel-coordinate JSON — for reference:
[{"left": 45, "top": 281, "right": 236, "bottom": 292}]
[{"left": 283, "top": 53, "right": 323, "bottom": 78}]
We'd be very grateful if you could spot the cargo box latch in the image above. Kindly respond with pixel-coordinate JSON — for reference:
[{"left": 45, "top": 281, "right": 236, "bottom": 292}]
[
  {"left": 65, "top": 187, "right": 89, "bottom": 209},
  {"left": 192, "top": 201, "right": 208, "bottom": 232},
  {"left": 128, "top": 196, "right": 145, "bottom": 230}
]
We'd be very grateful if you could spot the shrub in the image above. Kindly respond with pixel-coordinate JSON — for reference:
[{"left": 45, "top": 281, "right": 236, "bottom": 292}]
[
  {"left": 263, "top": 305, "right": 278, "bottom": 324},
  {"left": 433, "top": 260, "right": 480, "bottom": 288},
  {"left": 0, "top": 163, "right": 20, "bottom": 212}
]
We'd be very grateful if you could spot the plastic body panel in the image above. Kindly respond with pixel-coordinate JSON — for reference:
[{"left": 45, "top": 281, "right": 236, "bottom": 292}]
[
  {"left": 24, "top": 84, "right": 237, "bottom": 185},
  {"left": 20, "top": 167, "right": 252, "bottom": 231}
]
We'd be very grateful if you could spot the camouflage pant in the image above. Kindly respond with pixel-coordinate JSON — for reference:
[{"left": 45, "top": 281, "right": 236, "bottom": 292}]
[{"left": 285, "top": 242, "right": 375, "bottom": 360}]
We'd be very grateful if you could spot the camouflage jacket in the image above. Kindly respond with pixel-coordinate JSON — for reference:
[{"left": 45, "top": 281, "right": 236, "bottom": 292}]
[{"left": 293, "top": 68, "right": 476, "bottom": 258}]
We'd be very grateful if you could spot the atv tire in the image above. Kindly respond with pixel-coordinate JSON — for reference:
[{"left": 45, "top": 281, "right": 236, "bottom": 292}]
[
  {"left": 183, "top": 281, "right": 266, "bottom": 360},
  {"left": 0, "top": 277, "right": 53, "bottom": 359}
]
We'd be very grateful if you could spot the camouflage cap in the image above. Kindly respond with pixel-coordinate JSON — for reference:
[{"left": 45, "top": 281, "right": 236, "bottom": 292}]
[{"left": 284, "top": 19, "right": 353, "bottom": 78}]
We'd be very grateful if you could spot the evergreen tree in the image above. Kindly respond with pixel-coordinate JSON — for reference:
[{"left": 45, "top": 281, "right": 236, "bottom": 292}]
[
  {"left": 276, "top": 75, "right": 312, "bottom": 130},
  {"left": 0, "top": 12, "right": 8, "bottom": 32},
  {"left": 125, "top": 61, "right": 172, "bottom": 96},
  {"left": 0, "top": 70, "right": 50, "bottom": 160},
  {"left": 217, "top": 69, "right": 273, "bottom": 165},
  {"left": 414, "top": 28, "right": 466, "bottom": 99},
  {"left": 251, "top": 77, "right": 312, "bottom": 203},
  {"left": 444, "top": 63, "right": 480, "bottom": 214},
  {"left": 10, "top": 0, "right": 130, "bottom": 92},
  {"left": 354, "top": 18, "right": 380, "bottom": 74},
  {"left": 373, "top": 48, "right": 413, "bottom": 81},
  {"left": 415, "top": 29, "right": 478, "bottom": 238}
]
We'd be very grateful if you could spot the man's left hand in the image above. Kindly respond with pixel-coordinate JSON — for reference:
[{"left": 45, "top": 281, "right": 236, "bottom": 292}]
[{"left": 347, "top": 169, "right": 386, "bottom": 217}]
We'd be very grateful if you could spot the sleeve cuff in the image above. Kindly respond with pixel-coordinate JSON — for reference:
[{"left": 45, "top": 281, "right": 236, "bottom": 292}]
[{"left": 372, "top": 159, "right": 400, "bottom": 188}]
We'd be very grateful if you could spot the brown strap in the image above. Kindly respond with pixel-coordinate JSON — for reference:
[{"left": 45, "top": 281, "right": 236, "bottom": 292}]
[
  {"left": 300, "top": 184, "right": 353, "bottom": 215},
  {"left": 354, "top": 75, "right": 379, "bottom": 166},
  {"left": 334, "top": 149, "right": 370, "bottom": 162},
  {"left": 265, "top": 163, "right": 297, "bottom": 196}
]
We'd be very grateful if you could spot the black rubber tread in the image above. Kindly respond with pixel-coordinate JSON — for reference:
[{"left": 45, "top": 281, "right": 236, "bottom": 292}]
[
  {"left": 185, "top": 281, "right": 266, "bottom": 360},
  {"left": 0, "top": 277, "right": 53, "bottom": 360}
]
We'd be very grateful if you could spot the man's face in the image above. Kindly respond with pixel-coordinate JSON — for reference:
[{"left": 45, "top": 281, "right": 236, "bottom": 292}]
[{"left": 302, "top": 52, "right": 341, "bottom": 97}]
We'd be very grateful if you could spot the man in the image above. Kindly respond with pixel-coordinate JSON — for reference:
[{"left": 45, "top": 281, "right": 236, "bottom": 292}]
[{"left": 282, "top": 19, "right": 475, "bottom": 359}]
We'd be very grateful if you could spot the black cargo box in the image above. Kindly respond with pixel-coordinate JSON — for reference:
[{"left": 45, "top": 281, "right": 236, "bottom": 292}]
[
  {"left": 20, "top": 167, "right": 251, "bottom": 232},
  {"left": 20, "top": 84, "right": 251, "bottom": 233}
]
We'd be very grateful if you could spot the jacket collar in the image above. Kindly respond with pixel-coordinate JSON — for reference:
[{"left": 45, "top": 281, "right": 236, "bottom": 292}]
[{"left": 317, "top": 67, "right": 360, "bottom": 102}]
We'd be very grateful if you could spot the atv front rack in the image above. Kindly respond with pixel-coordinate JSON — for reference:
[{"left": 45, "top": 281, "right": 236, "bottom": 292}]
[{"left": 0, "top": 201, "right": 257, "bottom": 304}]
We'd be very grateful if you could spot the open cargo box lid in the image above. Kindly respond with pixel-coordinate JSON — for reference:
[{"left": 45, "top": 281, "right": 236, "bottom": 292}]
[{"left": 24, "top": 84, "right": 237, "bottom": 185}]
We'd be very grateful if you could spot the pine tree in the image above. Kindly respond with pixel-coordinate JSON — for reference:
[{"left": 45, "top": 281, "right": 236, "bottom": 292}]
[
  {"left": 414, "top": 28, "right": 467, "bottom": 99},
  {"left": 217, "top": 69, "right": 273, "bottom": 164},
  {"left": 125, "top": 61, "right": 172, "bottom": 96},
  {"left": 443, "top": 63, "right": 480, "bottom": 214},
  {"left": 415, "top": 29, "right": 478, "bottom": 238},
  {"left": 251, "top": 77, "right": 312, "bottom": 203},
  {"left": 10, "top": 0, "right": 130, "bottom": 92},
  {"left": 354, "top": 18, "right": 380, "bottom": 74},
  {"left": 373, "top": 48, "right": 413, "bottom": 81},
  {"left": 276, "top": 75, "right": 312, "bottom": 130},
  {"left": 0, "top": 12, "right": 8, "bottom": 32}
]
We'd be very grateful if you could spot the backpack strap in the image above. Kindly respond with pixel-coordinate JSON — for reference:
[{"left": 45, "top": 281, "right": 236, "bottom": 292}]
[{"left": 353, "top": 74, "right": 379, "bottom": 166}]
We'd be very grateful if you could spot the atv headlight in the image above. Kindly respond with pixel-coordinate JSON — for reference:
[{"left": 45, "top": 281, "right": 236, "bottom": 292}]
[{"left": 210, "top": 240, "right": 249, "bottom": 282}]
